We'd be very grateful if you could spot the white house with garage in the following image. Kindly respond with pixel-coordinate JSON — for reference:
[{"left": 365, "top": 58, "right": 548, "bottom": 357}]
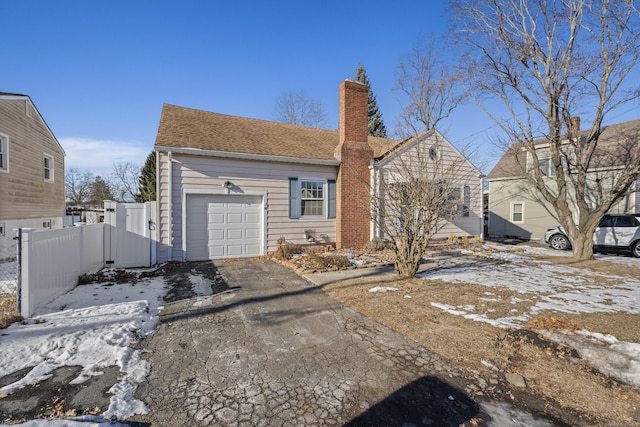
[{"left": 153, "top": 80, "right": 483, "bottom": 262}]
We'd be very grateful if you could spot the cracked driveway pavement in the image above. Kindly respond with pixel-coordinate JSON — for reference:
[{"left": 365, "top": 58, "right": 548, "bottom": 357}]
[{"left": 131, "top": 259, "right": 555, "bottom": 426}]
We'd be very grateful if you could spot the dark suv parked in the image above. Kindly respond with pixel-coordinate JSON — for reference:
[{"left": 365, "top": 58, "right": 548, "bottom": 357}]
[{"left": 544, "top": 214, "right": 640, "bottom": 257}]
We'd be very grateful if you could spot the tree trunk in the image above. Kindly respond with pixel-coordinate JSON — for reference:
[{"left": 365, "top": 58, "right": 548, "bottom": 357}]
[
  {"left": 393, "top": 240, "right": 423, "bottom": 277},
  {"left": 571, "top": 233, "right": 594, "bottom": 260}
]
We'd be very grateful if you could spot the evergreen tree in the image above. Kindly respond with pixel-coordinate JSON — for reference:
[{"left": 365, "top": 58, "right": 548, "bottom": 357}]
[
  {"left": 355, "top": 64, "right": 387, "bottom": 138},
  {"left": 89, "top": 176, "right": 114, "bottom": 206},
  {"left": 136, "top": 151, "right": 156, "bottom": 202}
]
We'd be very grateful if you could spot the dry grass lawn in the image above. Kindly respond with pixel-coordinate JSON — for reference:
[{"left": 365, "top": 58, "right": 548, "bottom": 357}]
[{"left": 321, "top": 248, "right": 640, "bottom": 426}]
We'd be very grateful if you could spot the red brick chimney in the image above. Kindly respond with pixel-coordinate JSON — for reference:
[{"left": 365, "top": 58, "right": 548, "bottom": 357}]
[
  {"left": 570, "top": 116, "right": 581, "bottom": 133},
  {"left": 336, "top": 80, "right": 373, "bottom": 249}
]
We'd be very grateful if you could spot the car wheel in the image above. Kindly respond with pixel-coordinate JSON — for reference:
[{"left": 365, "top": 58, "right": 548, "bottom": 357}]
[
  {"left": 549, "top": 234, "right": 570, "bottom": 251},
  {"left": 632, "top": 241, "right": 640, "bottom": 258}
]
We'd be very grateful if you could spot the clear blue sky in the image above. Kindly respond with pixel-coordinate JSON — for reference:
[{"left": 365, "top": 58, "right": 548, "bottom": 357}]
[{"left": 5, "top": 1, "right": 636, "bottom": 178}]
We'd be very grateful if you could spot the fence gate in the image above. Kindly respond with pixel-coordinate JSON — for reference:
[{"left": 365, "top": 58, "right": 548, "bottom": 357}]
[{"left": 104, "top": 201, "right": 156, "bottom": 269}]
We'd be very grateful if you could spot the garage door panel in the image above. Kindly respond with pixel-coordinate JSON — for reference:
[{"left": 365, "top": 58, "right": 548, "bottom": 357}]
[
  {"left": 227, "top": 214, "right": 243, "bottom": 224},
  {"left": 227, "top": 229, "right": 243, "bottom": 240},
  {"left": 208, "top": 246, "right": 225, "bottom": 258},
  {"left": 246, "top": 213, "right": 260, "bottom": 224},
  {"left": 246, "top": 228, "right": 261, "bottom": 239},
  {"left": 209, "top": 229, "right": 224, "bottom": 240},
  {"left": 187, "top": 194, "right": 263, "bottom": 260},
  {"left": 208, "top": 213, "right": 225, "bottom": 224},
  {"left": 226, "top": 245, "right": 245, "bottom": 256}
]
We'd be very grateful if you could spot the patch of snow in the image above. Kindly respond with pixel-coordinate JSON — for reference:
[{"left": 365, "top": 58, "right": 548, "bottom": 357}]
[
  {"left": 349, "top": 259, "right": 367, "bottom": 266},
  {"left": 368, "top": 286, "right": 398, "bottom": 293},
  {"left": 425, "top": 249, "right": 640, "bottom": 391},
  {"left": 0, "top": 276, "right": 168, "bottom": 422}
]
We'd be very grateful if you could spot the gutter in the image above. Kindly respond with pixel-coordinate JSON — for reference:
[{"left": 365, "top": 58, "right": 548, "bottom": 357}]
[
  {"left": 167, "top": 151, "right": 173, "bottom": 261},
  {"left": 154, "top": 146, "right": 341, "bottom": 166}
]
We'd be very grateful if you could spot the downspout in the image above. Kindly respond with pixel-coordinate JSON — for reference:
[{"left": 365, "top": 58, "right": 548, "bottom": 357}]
[
  {"left": 369, "top": 161, "right": 378, "bottom": 241},
  {"left": 479, "top": 174, "right": 486, "bottom": 240},
  {"left": 167, "top": 151, "right": 173, "bottom": 261}
]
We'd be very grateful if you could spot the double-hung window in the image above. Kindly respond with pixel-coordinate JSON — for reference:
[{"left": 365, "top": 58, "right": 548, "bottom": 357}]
[
  {"left": 288, "top": 178, "right": 336, "bottom": 219},
  {"left": 301, "top": 180, "right": 324, "bottom": 216},
  {"left": 0, "top": 134, "right": 8, "bottom": 172},
  {"left": 43, "top": 154, "right": 54, "bottom": 182},
  {"left": 446, "top": 184, "right": 472, "bottom": 217},
  {"left": 511, "top": 202, "right": 524, "bottom": 223},
  {"left": 538, "top": 157, "right": 556, "bottom": 177}
]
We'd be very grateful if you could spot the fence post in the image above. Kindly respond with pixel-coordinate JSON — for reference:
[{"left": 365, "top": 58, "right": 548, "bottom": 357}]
[
  {"left": 104, "top": 200, "right": 116, "bottom": 268},
  {"left": 15, "top": 228, "right": 22, "bottom": 315},
  {"left": 18, "top": 228, "right": 34, "bottom": 318}
]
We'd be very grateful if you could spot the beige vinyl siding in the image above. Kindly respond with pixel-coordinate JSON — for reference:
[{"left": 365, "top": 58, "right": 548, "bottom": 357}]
[
  {"left": 157, "top": 152, "right": 338, "bottom": 262},
  {"left": 0, "top": 98, "right": 65, "bottom": 222},
  {"left": 488, "top": 179, "right": 560, "bottom": 240},
  {"left": 376, "top": 132, "right": 483, "bottom": 240}
]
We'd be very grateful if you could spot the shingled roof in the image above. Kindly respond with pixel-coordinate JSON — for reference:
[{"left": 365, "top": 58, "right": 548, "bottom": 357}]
[
  {"left": 154, "top": 104, "right": 396, "bottom": 161},
  {"left": 487, "top": 118, "right": 640, "bottom": 180}
]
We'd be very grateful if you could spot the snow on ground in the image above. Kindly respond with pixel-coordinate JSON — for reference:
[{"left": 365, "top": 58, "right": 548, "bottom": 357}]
[
  {"left": 0, "top": 274, "right": 170, "bottom": 425},
  {"left": 420, "top": 244, "right": 640, "bottom": 389}
]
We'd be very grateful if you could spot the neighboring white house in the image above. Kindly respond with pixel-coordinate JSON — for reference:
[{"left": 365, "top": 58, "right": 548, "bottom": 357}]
[
  {"left": 153, "top": 80, "right": 483, "bottom": 262},
  {"left": 487, "top": 118, "right": 640, "bottom": 240},
  {"left": 0, "top": 93, "right": 65, "bottom": 257}
]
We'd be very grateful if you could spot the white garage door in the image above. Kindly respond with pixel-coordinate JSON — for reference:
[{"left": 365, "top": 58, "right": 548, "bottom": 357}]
[{"left": 186, "top": 194, "right": 263, "bottom": 260}]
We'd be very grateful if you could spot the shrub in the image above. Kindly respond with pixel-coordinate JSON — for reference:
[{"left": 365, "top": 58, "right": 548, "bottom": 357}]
[
  {"left": 365, "top": 237, "right": 386, "bottom": 251},
  {"left": 311, "top": 254, "right": 350, "bottom": 269},
  {"left": 0, "top": 293, "right": 22, "bottom": 329},
  {"left": 274, "top": 236, "right": 303, "bottom": 261}
]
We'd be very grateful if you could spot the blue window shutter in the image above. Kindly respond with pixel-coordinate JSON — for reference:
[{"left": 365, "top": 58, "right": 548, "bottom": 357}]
[
  {"left": 328, "top": 180, "right": 336, "bottom": 219},
  {"left": 289, "top": 178, "right": 299, "bottom": 219}
]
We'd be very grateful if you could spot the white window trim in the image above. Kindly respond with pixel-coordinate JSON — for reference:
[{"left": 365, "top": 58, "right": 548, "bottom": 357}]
[
  {"left": 0, "top": 133, "right": 8, "bottom": 173},
  {"left": 510, "top": 202, "right": 524, "bottom": 223},
  {"left": 43, "top": 153, "right": 54, "bottom": 182},
  {"left": 299, "top": 178, "right": 327, "bottom": 218},
  {"left": 538, "top": 157, "right": 556, "bottom": 177}
]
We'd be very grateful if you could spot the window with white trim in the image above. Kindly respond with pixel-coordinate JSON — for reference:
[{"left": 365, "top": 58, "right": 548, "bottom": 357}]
[
  {"left": 288, "top": 178, "right": 336, "bottom": 219},
  {"left": 511, "top": 202, "right": 524, "bottom": 223},
  {"left": 446, "top": 184, "right": 472, "bottom": 217},
  {"left": 301, "top": 180, "right": 324, "bottom": 216},
  {"left": 43, "top": 154, "right": 54, "bottom": 182},
  {"left": 538, "top": 157, "right": 556, "bottom": 177},
  {"left": 0, "top": 134, "right": 8, "bottom": 172}
]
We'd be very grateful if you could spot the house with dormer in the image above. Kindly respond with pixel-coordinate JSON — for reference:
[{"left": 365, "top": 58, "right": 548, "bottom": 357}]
[
  {"left": 153, "top": 80, "right": 483, "bottom": 262},
  {"left": 487, "top": 118, "right": 640, "bottom": 240}
]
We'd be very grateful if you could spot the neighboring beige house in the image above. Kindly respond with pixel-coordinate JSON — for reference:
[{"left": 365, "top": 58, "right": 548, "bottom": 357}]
[
  {"left": 0, "top": 93, "right": 65, "bottom": 256},
  {"left": 487, "top": 118, "right": 640, "bottom": 240},
  {"left": 154, "top": 80, "right": 483, "bottom": 262}
]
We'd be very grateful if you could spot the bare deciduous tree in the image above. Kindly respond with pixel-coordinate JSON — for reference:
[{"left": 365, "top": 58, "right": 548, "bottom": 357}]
[
  {"left": 65, "top": 168, "right": 94, "bottom": 206},
  {"left": 370, "top": 135, "right": 479, "bottom": 277},
  {"left": 273, "top": 89, "right": 328, "bottom": 128},
  {"left": 394, "top": 35, "right": 466, "bottom": 138},
  {"left": 111, "top": 162, "right": 141, "bottom": 202},
  {"left": 451, "top": 0, "right": 640, "bottom": 259}
]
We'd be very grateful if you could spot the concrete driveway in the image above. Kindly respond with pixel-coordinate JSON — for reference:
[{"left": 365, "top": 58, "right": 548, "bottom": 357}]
[{"left": 132, "top": 259, "right": 556, "bottom": 426}]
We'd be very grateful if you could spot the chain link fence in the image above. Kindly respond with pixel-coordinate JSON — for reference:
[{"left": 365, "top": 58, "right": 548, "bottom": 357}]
[
  {"left": 1, "top": 234, "right": 20, "bottom": 326},
  {"left": 0, "top": 237, "right": 18, "bottom": 295}
]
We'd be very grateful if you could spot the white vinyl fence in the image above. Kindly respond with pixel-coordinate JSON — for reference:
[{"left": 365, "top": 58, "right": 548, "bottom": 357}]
[
  {"left": 18, "top": 224, "right": 105, "bottom": 317},
  {"left": 17, "top": 201, "right": 157, "bottom": 317}
]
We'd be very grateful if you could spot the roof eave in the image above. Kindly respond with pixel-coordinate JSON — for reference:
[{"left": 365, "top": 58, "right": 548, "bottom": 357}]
[{"left": 155, "top": 146, "right": 341, "bottom": 166}]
